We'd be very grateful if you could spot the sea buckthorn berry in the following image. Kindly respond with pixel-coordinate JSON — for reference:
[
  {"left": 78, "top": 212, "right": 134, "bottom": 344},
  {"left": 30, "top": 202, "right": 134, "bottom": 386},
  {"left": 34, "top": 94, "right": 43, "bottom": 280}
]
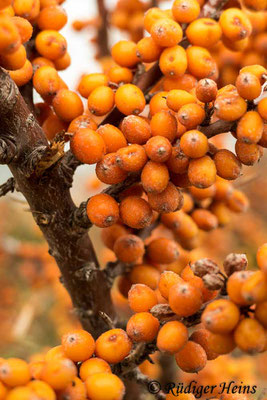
[
  {"left": 186, "top": 46, "right": 215, "bottom": 79},
  {"left": 0, "top": 15, "right": 21, "bottom": 55},
  {"left": 258, "top": 98, "right": 267, "bottom": 121},
  {"left": 120, "top": 196, "right": 153, "bottom": 229},
  {"left": 96, "top": 153, "right": 128, "bottom": 184},
  {"left": 166, "top": 144, "right": 189, "bottom": 174},
  {"left": 0, "top": 358, "right": 31, "bottom": 387},
  {"left": 37, "top": 5, "right": 67, "bottom": 30},
  {"left": 172, "top": 0, "right": 200, "bottom": 23},
  {"left": 0, "top": 43, "right": 26, "bottom": 70},
  {"left": 150, "top": 110, "right": 177, "bottom": 142},
  {"left": 255, "top": 301, "right": 267, "bottom": 329},
  {"left": 80, "top": 358, "right": 111, "bottom": 382},
  {"left": 101, "top": 224, "right": 129, "bottom": 251},
  {"left": 169, "top": 280, "right": 202, "bottom": 317},
  {"left": 119, "top": 183, "right": 144, "bottom": 201},
  {"left": 13, "top": 0, "right": 40, "bottom": 20},
  {"left": 41, "top": 358, "right": 77, "bottom": 390},
  {"left": 186, "top": 18, "right": 222, "bottom": 48},
  {"left": 241, "top": 271, "right": 267, "bottom": 304},
  {"left": 111, "top": 40, "right": 139, "bottom": 68},
  {"left": 33, "top": 66, "right": 60, "bottom": 97},
  {"left": 175, "top": 341, "right": 207, "bottom": 373},
  {"left": 54, "top": 51, "right": 71, "bottom": 70},
  {"left": 45, "top": 345, "right": 65, "bottom": 361},
  {"left": 28, "top": 380, "right": 56, "bottom": 400},
  {"left": 68, "top": 115, "right": 97, "bottom": 134},
  {"left": 240, "top": 65, "right": 266, "bottom": 85},
  {"left": 147, "top": 182, "right": 183, "bottom": 214},
  {"left": 0, "top": 0, "right": 12, "bottom": 9},
  {"left": 191, "top": 209, "right": 218, "bottom": 231},
  {"left": 52, "top": 89, "right": 83, "bottom": 121},
  {"left": 136, "top": 36, "right": 162, "bottom": 63},
  {"left": 234, "top": 318, "right": 265, "bottom": 354},
  {"left": 190, "top": 185, "right": 216, "bottom": 200},
  {"left": 214, "top": 93, "right": 247, "bottom": 121},
  {"left": 87, "top": 194, "right": 119, "bottom": 228},
  {"left": 78, "top": 73, "right": 109, "bottom": 98},
  {"left": 121, "top": 115, "right": 151, "bottom": 145},
  {"left": 88, "top": 86, "right": 114, "bottom": 116},
  {"left": 226, "top": 270, "right": 252, "bottom": 305},
  {"left": 85, "top": 373, "right": 125, "bottom": 400},
  {"left": 178, "top": 103, "right": 205, "bottom": 130},
  {"left": 96, "top": 125, "right": 127, "bottom": 153},
  {"left": 126, "top": 312, "right": 159, "bottom": 342},
  {"left": 147, "top": 238, "right": 179, "bottom": 264},
  {"left": 214, "top": 149, "right": 242, "bottom": 180},
  {"left": 144, "top": 7, "right": 168, "bottom": 33},
  {"left": 208, "top": 332, "right": 236, "bottom": 355},
  {"left": 145, "top": 136, "right": 172, "bottom": 163},
  {"left": 222, "top": 35, "right": 249, "bottom": 52},
  {"left": 157, "top": 321, "right": 188, "bottom": 354},
  {"left": 115, "top": 84, "right": 146, "bottom": 116},
  {"left": 210, "top": 201, "right": 231, "bottom": 226},
  {"left": 161, "top": 210, "right": 198, "bottom": 240},
  {"left": 141, "top": 161, "right": 169, "bottom": 194},
  {"left": 237, "top": 111, "right": 264, "bottom": 144},
  {"left": 42, "top": 112, "right": 68, "bottom": 141},
  {"left": 219, "top": 8, "right": 252, "bottom": 41},
  {"left": 5, "top": 387, "right": 35, "bottom": 400},
  {"left": 116, "top": 144, "right": 147, "bottom": 172},
  {"left": 195, "top": 79, "right": 218, "bottom": 103},
  {"left": 32, "top": 56, "right": 55, "bottom": 69},
  {"left": 113, "top": 234, "right": 145, "bottom": 263},
  {"left": 128, "top": 284, "right": 158, "bottom": 313},
  {"left": 0, "top": 382, "right": 7, "bottom": 400},
  {"left": 257, "top": 243, "right": 267, "bottom": 274},
  {"left": 201, "top": 299, "right": 240, "bottom": 334},
  {"left": 150, "top": 18, "right": 183, "bottom": 48},
  {"left": 227, "top": 189, "right": 249, "bottom": 213},
  {"left": 166, "top": 90, "right": 196, "bottom": 112},
  {"left": 235, "top": 140, "right": 261, "bottom": 166},
  {"left": 70, "top": 128, "right": 106, "bottom": 164},
  {"left": 236, "top": 73, "right": 262, "bottom": 100},
  {"left": 150, "top": 91, "right": 169, "bottom": 115},
  {"left": 158, "top": 271, "right": 183, "bottom": 299},
  {"left": 180, "top": 130, "right": 208, "bottom": 158},
  {"left": 11, "top": 16, "right": 32, "bottom": 44},
  {"left": 36, "top": 30, "right": 67, "bottom": 60},
  {"left": 61, "top": 329, "right": 95, "bottom": 362},
  {"left": 58, "top": 377, "right": 86, "bottom": 400},
  {"left": 159, "top": 45, "right": 187, "bottom": 77},
  {"left": 95, "top": 329, "right": 132, "bottom": 364},
  {"left": 214, "top": 177, "right": 233, "bottom": 201},
  {"left": 163, "top": 73, "right": 197, "bottom": 92},
  {"left": 243, "top": 0, "right": 267, "bottom": 11},
  {"left": 130, "top": 264, "right": 160, "bottom": 290},
  {"left": 190, "top": 329, "right": 219, "bottom": 360},
  {"left": 188, "top": 156, "right": 216, "bottom": 188},
  {"left": 108, "top": 66, "right": 133, "bottom": 85}
]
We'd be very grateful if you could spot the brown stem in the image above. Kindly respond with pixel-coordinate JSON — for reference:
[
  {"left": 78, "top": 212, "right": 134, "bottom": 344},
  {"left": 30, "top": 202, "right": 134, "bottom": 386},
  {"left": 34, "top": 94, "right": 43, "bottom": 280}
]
[
  {"left": 200, "top": 120, "right": 236, "bottom": 138},
  {"left": 96, "top": 0, "right": 110, "bottom": 58},
  {"left": 0, "top": 68, "right": 115, "bottom": 338},
  {"left": 0, "top": 178, "right": 15, "bottom": 197},
  {"left": 200, "top": 0, "right": 229, "bottom": 19}
]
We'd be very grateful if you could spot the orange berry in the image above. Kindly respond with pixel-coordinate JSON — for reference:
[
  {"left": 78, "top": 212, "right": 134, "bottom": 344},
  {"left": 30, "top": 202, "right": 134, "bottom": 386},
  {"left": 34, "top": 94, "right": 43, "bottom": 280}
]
[
  {"left": 169, "top": 280, "right": 202, "bottom": 317},
  {"left": 61, "top": 329, "right": 95, "bottom": 362},
  {"left": 190, "top": 184, "right": 216, "bottom": 200},
  {"left": 145, "top": 136, "right": 172, "bottom": 163},
  {"left": 96, "top": 153, "right": 127, "bottom": 184},
  {"left": 151, "top": 18, "right": 183, "bottom": 47},
  {"left": 80, "top": 358, "right": 111, "bottom": 382},
  {"left": 243, "top": 0, "right": 267, "bottom": 11},
  {"left": 53, "top": 89, "right": 84, "bottom": 121},
  {"left": 0, "top": 15, "right": 21, "bottom": 55},
  {"left": 0, "top": 43, "right": 26, "bottom": 70},
  {"left": 116, "top": 144, "right": 147, "bottom": 172},
  {"left": 111, "top": 40, "right": 139, "bottom": 68},
  {"left": 88, "top": 86, "right": 114, "bottom": 116},
  {"left": 68, "top": 115, "right": 97, "bottom": 134},
  {"left": 36, "top": 29, "right": 67, "bottom": 60},
  {"left": 257, "top": 243, "right": 267, "bottom": 274},
  {"left": 258, "top": 98, "right": 267, "bottom": 121},
  {"left": 159, "top": 45, "right": 187, "bottom": 77},
  {"left": 141, "top": 161, "right": 169, "bottom": 194},
  {"left": 190, "top": 329, "right": 219, "bottom": 360},
  {"left": 28, "top": 380, "right": 56, "bottom": 400},
  {"left": 126, "top": 312, "right": 160, "bottom": 342},
  {"left": 175, "top": 341, "right": 207, "bottom": 373},
  {"left": 186, "top": 18, "right": 222, "bottom": 48},
  {"left": 147, "top": 182, "right": 183, "bottom": 214},
  {"left": 186, "top": 46, "right": 216, "bottom": 79},
  {"left": 202, "top": 299, "right": 240, "bottom": 334},
  {"left": 101, "top": 224, "right": 129, "bottom": 251},
  {"left": 227, "top": 189, "right": 249, "bottom": 213},
  {"left": 214, "top": 149, "right": 242, "bottom": 180},
  {"left": 128, "top": 283, "right": 158, "bottom": 313},
  {"left": 195, "top": 79, "right": 217, "bottom": 103},
  {"left": 119, "top": 196, "right": 152, "bottom": 229},
  {"left": 70, "top": 128, "right": 106, "bottom": 164},
  {"left": 157, "top": 321, "right": 188, "bottom": 354},
  {"left": 95, "top": 329, "right": 132, "bottom": 364},
  {"left": 108, "top": 66, "right": 133, "bottom": 85},
  {"left": 163, "top": 73, "right": 197, "bottom": 92},
  {"left": 115, "top": 84, "right": 145, "bottom": 116},
  {"left": 188, "top": 155, "right": 216, "bottom": 188},
  {"left": 97, "top": 124, "right": 127, "bottom": 153},
  {"left": 178, "top": 103, "right": 205, "bottom": 130},
  {"left": 5, "top": 387, "right": 36, "bottom": 400},
  {"left": 13, "top": 0, "right": 40, "bottom": 20},
  {"left": 150, "top": 110, "right": 177, "bottom": 142},
  {"left": 158, "top": 271, "right": 183, "bottom": 299},
  {"left": 32, "top": 56, "right": 55, "bottom": 69},
  {"left": 87, "top": 194, "right": 119, "bottom": 228},
  {"left": 240, "top": 64, "right": 266, "bottom": 84},
  {"left": 33, "top": 65, "right": 60, "bottom": 97},
  {"left": 0, "top": 0, "right": 12, "bottom": 9},
  {"left": 85, "top": 373, "right": 125, "bottom": 400},
  {"left": 113, "top": 234, "right": 145, "bottom": 263},
  {"left": 11, "top": 16, "right": 32, "bottom": 43},
  {"left": 241, "top": 271, "right": 267, "bottom": 304},
  {"left": 37, "top": 5, "right": 67, "bottom": 30},
  {"left": 234, "top": 318, "right": 265, "bottom": 354},
  {"left": 235, "top": 140, "right": 262, "bottom": 166},
  {"left": 130, "top": 264, "right": 160, "bottom": 290},
  {"left": 236, "top": 72, "right": 262, "bottom": 100},
  {"left": 180, "top": 130, "right": 208, "bottom": 158},
  {"left": 147, "top": 238, "right": 179, "bottom": 264},
  {"left": 42, "top": 112, "right": 68, "bottom": 141},
  {"left": 0, "top": 358, "right": 31, "bottom": 387},
  {"left": 144, "top": 7, "right": 168, "bottom": 33},
  {"left": 219, "top": 8, "right": 252, "bottom": 41},
  {"left": 78, "top": 73, "right": 109, "bottom": 98},
  {"left": 166, "top": 144, "right": 189, "bottom": 174},
  {"left": 237, "top": 111, "right": 264, "bottom": 144},
  {"left": 121, "top": 115, "right": 151, "bottom": 145},
  {"left": 191, "top": 209, "right": 218, "bottom": 231},
  {"left": 214, "top": 92, "right": 247, "bottom": 122},
  {"left": 136, "top": 36, "right": 162, "bottom": 63},
  {"left": 54, "top": 51, "right": 71, "bottom": 70},
  {"left": 255, "top": 301, "right": 267, "bottom": 329},
  {"left": 208, "top": 332, "right": 236, "bottom": 355},
  {"left": 172, "top": 0, "right": 200, "bottom": 23},
  {"left": 166, "top": 89, "right": 196, "bottom": 112},
  {"left": 57, "top": 377, "right": 86, "bottom": 400},
  {"left": 45, "top": 345, "right": 65, "bottom": 362},
  {"left": 150, "top": 91, "right": 169, "bottom": 115}
]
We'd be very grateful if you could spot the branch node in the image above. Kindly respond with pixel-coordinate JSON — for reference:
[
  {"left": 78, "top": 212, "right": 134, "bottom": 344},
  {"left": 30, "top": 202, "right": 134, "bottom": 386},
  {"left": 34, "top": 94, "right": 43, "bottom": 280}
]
[{"left": 74, "top": 263, "right": 97, "bottom": 281}]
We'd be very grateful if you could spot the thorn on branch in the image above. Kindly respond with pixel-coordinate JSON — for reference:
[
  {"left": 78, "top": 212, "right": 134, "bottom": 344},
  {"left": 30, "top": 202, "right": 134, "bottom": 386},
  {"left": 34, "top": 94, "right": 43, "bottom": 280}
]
[
  {"left": 99, "top": 311, "right": 116, "bottom": 329},
  {"left": 0, "top": 178, "right": 15, "bottom": 197}
]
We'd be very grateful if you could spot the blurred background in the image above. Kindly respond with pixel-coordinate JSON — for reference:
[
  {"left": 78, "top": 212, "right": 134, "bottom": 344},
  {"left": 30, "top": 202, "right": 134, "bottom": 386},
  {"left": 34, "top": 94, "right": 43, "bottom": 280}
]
[{"left": 0, "top": 0, "right": 266, "bottom": 396}]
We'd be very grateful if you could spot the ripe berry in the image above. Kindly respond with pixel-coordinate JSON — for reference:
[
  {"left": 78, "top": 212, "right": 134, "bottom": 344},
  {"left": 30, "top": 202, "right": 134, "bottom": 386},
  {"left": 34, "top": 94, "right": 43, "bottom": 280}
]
[
  {"left": 236, "top": 111, "right": 264, "bottom": 144},
  {"left": 88, "top": 86, "right": 115, "bottom": 116},
  {"left": 141, "top": 161, "right": 169, "bottom": 194},
  {"left": 186, "top": 18, "right": 222, "bottom": 48},
  {"left": 53, "top": 89, "right": 84, "bottom": 121},
  {"left": 41, "top": 358, "right": 77, "bottom": 390},
  {"left": 234, "top": 318, "right": 265, "bottom": 354},
  {"left": 175, "top": 341, "right": 207, "bottom": 373},
  {"left": 166, "top": 89, "right": 196, "bottom": 112},
  {"left": 120, "top": 196, "right": 153, "bottom": 229},
  {"left": 121, "top": 115, "right": 151, "bottom": 144},
  {"left": 87, "top": 194, "right": 119, "bottom": 228},
  {"left": 180, "top": 130, "right": 208, "bottom": 158},
  {"left": 147, "top": 182, "right": 183, "bottom": 214},
  {"left": 177, "top": 103, "right": 205, "bottom": 130},
  {"left": 157, "top": 321, "right": 188, "bottom": 354},
  {"left": 78, "top": 73, "right": 109, "bottom": 98},
  {"left": 136, "top": 36, "right": 162, "bottom": 63},
  {"left": 145, "top": 136, "right": 172, "bottom": 163},
  {"left": 150, "top": 110, "right": 177, "bottom": 142},
  {"left": 95, "top": 329, "right": 132, "bottom": 364},
  {"left": 159, "top": 45, "right": 187, "bottom": 77},
  {"left": 188, "top": 156, "right": 216, "bottom": 188},
  {"left": 208, "top": 332, "right": 236, "bottom": 355},
  {"left": 61, "top": 329, "right": 95, "bottom": 362},
  {"left": 0, "top": 358, "right": 31, "bottom": 387},
  {"left": 172, "top": 0, "right": 200, "bottom": 23},
  {"left": 96, "top": 153, "right": 127, "bottom": 184},
  {"left": 195, "top": 79, "right": 218, "bottom": 103},
  {"left": 80, "top": 358, "right": 111, "bottom": 382},
  {"left": 128, "top": 283, "right": 158, "bottom": 313},
  {"left": 115, "top": 84, "right": 146, "bottom": 116},
  {"left": 257, "top": 243, "right": 267, "bottom": 274},
  {"left": 255, "top": 301, "right": 267, "bottom": 329},
  {"left": 70, "top": 128, "right": 106, "bottom": 165},
  {"left": 219, "top": 8, "right": 252, "bottom": 41},
  {"left": 126, "top": 312, "right": 160, "bottom": 342},
  {"left": 151, "top": 18, "right": 183, "bottom": 47},
  {"left": 116, "top": 144, "right": 147, "bottom": 172},
  {"left": 111, "top": 40, "right": 139, "bottom": 68},
  {"left": 85, "top": 373, "right": 125, "bottom": 400},
  {"left": 201, "top": 299, "right": 240, "bottom": 334},
  {"left": 190, "top": 329, "right": 219, "bottom": 360},
  {"left": 169, "top": 280, "right": 202, "bottom": 317},
  {"left": 36, "top": 30, "right": 67, "bottom": 60},
  {"left": 236, "top": 72, "right": 262, "bottom": 100},
  {"left": 147, "top": 238, "right": 179, "bottom": 264},
  {"left": 214, "top": 149, "right": 242, "bottom": 180}
]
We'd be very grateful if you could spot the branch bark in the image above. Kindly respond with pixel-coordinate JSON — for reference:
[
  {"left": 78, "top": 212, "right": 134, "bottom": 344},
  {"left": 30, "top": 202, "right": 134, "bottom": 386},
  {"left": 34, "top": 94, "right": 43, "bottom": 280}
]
[
  {"left": 0, "top": 67, "right": 115, "bottom": 338},
  {"left": 0, "top": 178, "right": 15, "bottom": 197},
  {"left": 96, "top": 0, "right": 110, "bottom": 58}
]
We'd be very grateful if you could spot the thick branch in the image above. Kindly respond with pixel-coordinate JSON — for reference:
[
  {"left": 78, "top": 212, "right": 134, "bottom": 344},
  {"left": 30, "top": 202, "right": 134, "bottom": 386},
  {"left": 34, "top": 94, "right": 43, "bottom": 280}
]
[
  {"left": 96, "top": 0, "right": 110, "bottom": 58},
  {"left": 0, "top": 68, "right": 115, "bottom": 338},
  {"left": 200, "top": 120, "right": 236, "bottom": 138}
]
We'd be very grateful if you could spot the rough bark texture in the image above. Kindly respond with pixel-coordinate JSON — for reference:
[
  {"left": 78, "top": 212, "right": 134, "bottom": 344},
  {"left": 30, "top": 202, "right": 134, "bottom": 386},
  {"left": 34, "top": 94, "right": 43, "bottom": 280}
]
[
  {"left": 96, "top": 0, "right": 110, "bottom": 58},
  {"left": 0, "top": 68, "right": 115, "bottom": 338}
]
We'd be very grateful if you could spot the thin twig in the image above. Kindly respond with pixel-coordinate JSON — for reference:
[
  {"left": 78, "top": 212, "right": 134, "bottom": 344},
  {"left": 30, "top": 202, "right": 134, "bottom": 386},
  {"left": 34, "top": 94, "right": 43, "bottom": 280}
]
[{"left": 0, "top": 177, "right": 15, "bottom": 197}]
